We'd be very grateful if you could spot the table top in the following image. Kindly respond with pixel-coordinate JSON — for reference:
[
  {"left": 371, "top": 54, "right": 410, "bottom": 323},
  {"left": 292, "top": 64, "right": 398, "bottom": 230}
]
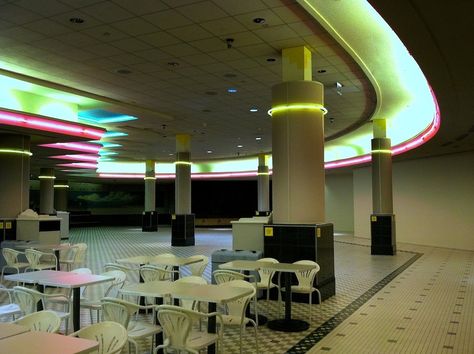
[
  {"left": 14, "top": 243, "right": 72, "bottom": 251},
  {"left": 0, "top": 323, "right": 29, "bottom": 340},
  {"left": 120, "top": 280, "right": 253, "bottom": 304},
  {"left": 219, "top": 260, "right": 317, "bottom": 273},
  {"left": 0, "top": 331, "right": 99, "bottom": 354},
  {"left": 5, "top": 270, "right": 115, "bottom": 288},
  {"left": 116, "top": 254, "right": 201, "bottom": 267}
]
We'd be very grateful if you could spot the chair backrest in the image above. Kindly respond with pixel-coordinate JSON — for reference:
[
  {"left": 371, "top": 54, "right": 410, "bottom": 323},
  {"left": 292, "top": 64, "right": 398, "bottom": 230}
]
[
  {"left": 13, "top": 286, "right": 44, "bottom": 315},
  {"left": 71, "top": 268, "right": 92, "bottom": 297},
  {"left": 2, "top": 248, "right": 22, "bottom": 266},
  {"left": 14, "top": 310, "right": 61, "bottom": 333},
  {"left": 221, "top": 280, "right": 255, "bottom": 321},
  {"left": 101, "top": 298, "right": 134, "bottom": 328},
  {"left": 174, "top": 276, "right": 207, "bottom": 310},
  {"left": 156, "top": 305, "right": 195, "bottom": 352},
  {"left": 257, "top": 258, "right": 279, "bottom": 284},
  {"left": 25, "top": 249, "right": 43, "bottom": 268},
  {"left": 293, "top": 260, "right": 320, "bottom": 288},
  {"left": 0, "top": 284, "right": 15, "bottom": 304},
  {"left": 103, "top": 263, "right": 130, "bottom": 273},
  {"left": 73, "top": 243, "right": 88, "bottom": 265},
  {"left": 187, "top": 255, "right": 209, "bottom": 276},
  {"left": 102, "top": 270, "right": 127, "bottom": 297},
  {"left": 60, "top": 245, "right": 79, "bottom": 262},
  {"left": 71, "top": 321, "right": 128, "bottom": 354},
  {"left": 140, "top": 265, "right": 172, "bottom": 282},
  {"left": 213, "top": 269, "right": 246, "bottom": 284}
]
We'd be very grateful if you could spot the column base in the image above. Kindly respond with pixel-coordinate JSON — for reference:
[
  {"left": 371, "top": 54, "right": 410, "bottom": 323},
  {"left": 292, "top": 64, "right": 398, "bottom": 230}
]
[
  {"left": 142, "top": 211, "right": 158, "bottom": 232},
  {"left": 171, "top": 214, "right": 195, "bottom": 246},
  {"left": 371, "top": 214, "right": 396, "bottom": 255},
  {"left": 264, "top": 223, "right": 335, "bottom": 302}
]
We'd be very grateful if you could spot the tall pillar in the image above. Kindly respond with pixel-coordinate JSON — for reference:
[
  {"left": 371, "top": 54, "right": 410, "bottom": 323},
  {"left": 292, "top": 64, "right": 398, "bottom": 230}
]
[
  {"left": 39, "top": 168, "right": 55, "bottom": 215},
  {"left": 54, "top": 180, "right": 69, "bottom": 211},
  {"left": 0, "top": 134, "right": 31, "bottom": 219},
  {"left": 172, "top": 134, "right": 194, "bottom": 246},
  {"left": 370, "top": 119, "right": 397, "bottom": 255},
  {"left": 264, "top": 47, "right": 335, "bottom": 315},
  {"left": 257, "top": 154, "right": 270, "bottom": 214},
  {"left": 142, "top": 160, "right": 158, "bottom": 232}
]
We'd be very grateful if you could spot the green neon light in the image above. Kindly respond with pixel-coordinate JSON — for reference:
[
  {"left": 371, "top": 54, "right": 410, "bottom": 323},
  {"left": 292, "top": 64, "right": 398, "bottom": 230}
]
[
  {"left": 175, "top": 161, "right": 192, "bottom": 166},
  {"left": 54, "top": 184, "right": 69, "bottom": 188},
  {"left": 268, "top": 104, "right": 328, "bottom": 116},
  {"left": 257, "top": 172, "right": 270, "bottom": 176},
  {"left": 38, "top": 175, "right": 56, "bottom": 179},
  {"left": 144, "top": 176, "right": 156, "bottom": 180},
  {"left": 0, "top": 149, "right": 32, "bottom": 156},
  {"left": 372, "top": 149, "right": 392, "bottom": 154}
]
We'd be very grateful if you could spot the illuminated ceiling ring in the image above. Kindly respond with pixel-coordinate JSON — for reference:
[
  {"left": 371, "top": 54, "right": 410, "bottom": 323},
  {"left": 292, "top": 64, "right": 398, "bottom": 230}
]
[
  {"left": 268, "top": 104, "right": 328, "bottom": 117},
  {"left": 0, "top": 148, "right": 32, "bottom": 156},
  {"left": 38, "top": 175, "right": 56, "bottom": 179}
]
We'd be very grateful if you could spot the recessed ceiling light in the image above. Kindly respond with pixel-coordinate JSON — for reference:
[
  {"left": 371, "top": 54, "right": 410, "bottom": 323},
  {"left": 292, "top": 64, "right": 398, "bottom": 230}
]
[
  {"left": 168, "top": 153, "right": 174, "bottom": 156},
  {"left": 167, "top": 62, "right": 179, "bottom": 67},
  {"left": 116, "top": 69, "right": 132, "bottom": 74},
  {"left": 227, "top": 88, "right": 237, "bottom": 93},
  {"left": 237, "top": 144, "right": 243, "bottom": 148},
  {"left": 255, "top": 137, "right": 262, "bottom": 141},
  {"left": 317, "top": 69, "right": 327, "bottom": 73},
  {"left": 253, "top": 18, "right": 266, "bottom": 24},
  {"left": 266, "top": 58, "right": 276, "bottom": 62},
  {"left": 69, "top": 17, "right": 84, "bottom": 24},
  {"left": 207, "top": 150, "right": 213, "bottom": 154},
  {"left": 250, "top": 108, "right": 258, "bottom": 112}
]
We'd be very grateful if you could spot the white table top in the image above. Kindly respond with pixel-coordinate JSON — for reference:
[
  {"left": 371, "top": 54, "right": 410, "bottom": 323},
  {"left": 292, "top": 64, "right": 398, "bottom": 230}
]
[
  {"left": 0, "top": 331, "right": 99, "bottom": 354},
  {"left": 0, "top": 323, "right": 29, "bottom": 340},
  {"left": 5, "top": 270, "right": 114, "bottom": 288},
  {"left": 15, "top": 243, "right": 71, "bottom": 252},
  {"left": 116, "top": 254, "right": 201, "bottom": 267},
  {"left": 119, "top": 280, "right": 253, "bottom": 304},
  {"left": 219, "top": 260, "right": 317, "bottom": 273}
]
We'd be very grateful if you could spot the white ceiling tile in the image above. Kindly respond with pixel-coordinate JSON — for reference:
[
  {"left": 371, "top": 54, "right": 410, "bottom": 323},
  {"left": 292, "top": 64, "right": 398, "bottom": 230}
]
[
  {"left": 200, "top": 17, "right": 247, "bottom": 36},
  {"left": 23, "top": 18, "right": 72, "bottom": 36},
  {"left": 234, "top": 9, "right": 285, "bottom": 30},
  {"left": 180, "top": 53, "right": 217, "bottom": 65},
  {"left": 167, "top": 24, "right": 213, "bottom": 42},
  {"left": 271, "top": 4, "right": 306, "bottom": 23},
  {"left": 161, "top": 0, "right": 203, "bottom": 8},
  {"left": 0, "top": 3, "right": 42, "bottom": 24},
  {"left": 211, "top": 0, "right": 267, "bottom": 16},
  {"left": 175, "top": 1, "right": 227, "bottom": 22},
  {"left": 79, "top": 24, "right": 130, "bottom": 42},
  {"left": 16, "top": 0, "right": 72, "bottom": 16},
  {"left": 84, "top": 42, "right": 124, "bottom": 56},
  {"left": 50, "top": 10, "right": 103, "bottom": 30},
  {"left": 144, "top": 9, "right": 193, "bottom": 30},
  {"left": 111, "top": 17, "right": 159, "bottom": 36},
  {"left": 138, "top": 31, "right": 181, "bottom": 47},
  {"left": 227, "top": 58, "right": 260, "bottom": 70},
  {"left": 80, "top": 2, "right": 134, "bottom": 23},
  {"left": 237, "top": 43, "right": 277, "bottom": 57},
  {"left": 160, "top": 42, "right": 200, "bottom": 56},
  {"left": 253, "top": 24, "right": 299, "bottom": 42},
  {"left": 2, "top": 26, "right": 45, "bottom": 42},
  {"left": 268, "top": 37, "right": 307, "bottom": 50},
  {"left": 55, "top": 31, "right": 100, "bottom": 47},
  {"left": 134, "top": 48, "right": 174, "bottom": 63},
  {"left": 208, "top": 49, "right": 247, "bottom": 62},
  {"left": 110, "top": 37, "right": 152, "bottom": 52},
  {"left": 111, "top": 0, "right": 169, "bottom": 16},
  {"left": 111, "top": 53, "right": 146, "bottom": 65},
  {"left": 189, "top": 36, "right": 226, "bottom": 52}
]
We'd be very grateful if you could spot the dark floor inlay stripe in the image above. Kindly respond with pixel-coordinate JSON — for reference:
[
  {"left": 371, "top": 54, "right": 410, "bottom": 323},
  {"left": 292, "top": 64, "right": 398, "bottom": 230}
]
[{"left": 286, "top": 251, "right": 422, "bottom": 353}]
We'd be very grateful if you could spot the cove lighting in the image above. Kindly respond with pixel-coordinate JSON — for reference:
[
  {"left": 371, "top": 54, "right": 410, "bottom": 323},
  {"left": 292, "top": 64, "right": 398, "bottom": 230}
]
[
  {"left": 0, "top": 110, "right": 105, "bottom": 139},
  {"left": 372, "top": 149, "right": 392, "bottom": 154},
  {"left": 103, "top": 131, "right": 128, "bottom": 138},
  {"left": 38, "top": 175, "right": 56, "bottom": 179},
  {"left": 100, "top": 142, "right": 122, "bottom": 148},
  {"left": 54, "top": 184, "right": 69, "bottom": 188},
  {"left": 78, "top": 109, "right": 137, "bottom": 124},
  {"left": 0, "top": 149, "right": 32, "bottom": 156},
  {"left": 39, "top": 142, "right": 101, "bottom": 153},
  {"left": 175, "top": 161, "right": 192, "bottom": 166},
  {"left": 143, "top": 176, "right": 156, "bottom": 180},
  {"left": 268, "top": 104, "right": 328, "bottom": 116},
  {"left": 99, "top": 151, "right": 118, "bottom": 156}
]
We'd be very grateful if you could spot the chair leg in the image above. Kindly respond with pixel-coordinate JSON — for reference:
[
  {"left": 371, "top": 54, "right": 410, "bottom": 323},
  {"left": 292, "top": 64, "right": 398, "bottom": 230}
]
[
  {"left": 253, "top": 322, "right": 259, "bottom": 354},
  {"left": 239, "top": 326, "right": 243, "bottom": 354},
  {"left": 309, "top": 292, "right": 312, "bottom": 323}
]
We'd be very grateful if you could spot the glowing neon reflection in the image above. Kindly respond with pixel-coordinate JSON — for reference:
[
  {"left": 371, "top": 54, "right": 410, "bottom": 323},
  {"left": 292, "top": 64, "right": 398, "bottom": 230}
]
[{"left": 40, "top": 142, "right": 101, "bottom": 153}]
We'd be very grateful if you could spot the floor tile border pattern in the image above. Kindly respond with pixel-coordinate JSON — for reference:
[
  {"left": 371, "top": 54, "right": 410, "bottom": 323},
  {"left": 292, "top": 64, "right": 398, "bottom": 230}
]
[{"left": 287, "top": 246, "right": 423, "bottom": 353}]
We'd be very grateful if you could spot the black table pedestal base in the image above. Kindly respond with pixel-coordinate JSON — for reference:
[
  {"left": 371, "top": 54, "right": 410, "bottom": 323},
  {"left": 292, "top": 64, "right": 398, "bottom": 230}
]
[{"left": 267, "top": 319, "right": 309, "bottom": 332}]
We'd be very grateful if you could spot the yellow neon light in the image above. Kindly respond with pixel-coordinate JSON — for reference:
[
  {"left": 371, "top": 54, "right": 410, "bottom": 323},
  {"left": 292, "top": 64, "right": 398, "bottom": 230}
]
[
  {"left": 0, "top": 149, "right": 32, "bottom": 156},
  {"left": 268, "top": 104, "right": 328, "bottom": 117},
  {"left": 174, "top": 161, "right": 192, "bottom": 166},
  {"left": 257, "top": 172, "right": 270, "bottom": 176},
  {"left": 38, "top": 175, "right": 56, "bottom": 179},
  {"left": 372, "top": 149, "right": 392, "bottom": 154},
  {"left": 143, "top": 176, "right": 156, "bottom": 180},
  {"left": 54, "top": 184, "right": 69, "bottom": 188}
]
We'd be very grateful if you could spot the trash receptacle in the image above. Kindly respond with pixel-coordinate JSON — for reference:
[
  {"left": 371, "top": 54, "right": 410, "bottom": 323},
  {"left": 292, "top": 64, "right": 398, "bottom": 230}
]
[{"left": 211, "top": 249, "right": 263, "bottom": 284}]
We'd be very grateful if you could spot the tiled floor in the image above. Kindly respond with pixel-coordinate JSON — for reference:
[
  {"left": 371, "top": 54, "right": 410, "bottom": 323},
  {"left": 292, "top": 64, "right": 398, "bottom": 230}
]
[{"left": 1, "top": 227, "right": 472, "bottom": 353}]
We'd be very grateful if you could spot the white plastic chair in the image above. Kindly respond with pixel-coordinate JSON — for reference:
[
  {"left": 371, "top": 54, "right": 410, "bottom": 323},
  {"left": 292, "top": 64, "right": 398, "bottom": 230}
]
[
  {"left": 0, "top": 284, "right": 22, "bottom": 320},
  {"left": 140, "top": 264, "right": 176, "bottom": 282},
  {"left": 25, "top": 249, "right": 57, "bottom": 271},
  {"left": 1, "top": 248, "right": 29, "bottom": 281},
  {"left": 218, "top": 280, "right": 259, "bottom": 354},
  {"left": 72, "top": 243, "right": 88, "bottom": 269},
  {"left": 101, "top": 297, "right": 162, "bottom": 354},
  {"left": 14, "top": 310, "right": 61, "bottom": 333},
  {"left": 13, "top": 286, "right": 70, "bottom": 333},
  {"left": 59, "top": 245, "right": 79, "bottom": 271},
  {"left": 69, "top": 321, "right": 128, "bottom": 354},
  {"left": 186, "top": 255, "right": 209, "bottom": 277},
  {"left": 174, "top": 276, "right": 207, "bottom": 311},
  {"left": 281, "top": 260, "right": 321, "bottom": 322},
  {"left": 154, "top": 304, "right": 223, "bottom": 354},
  {"left": 80, "top": 270, "right": 127, "bottom": 324}
]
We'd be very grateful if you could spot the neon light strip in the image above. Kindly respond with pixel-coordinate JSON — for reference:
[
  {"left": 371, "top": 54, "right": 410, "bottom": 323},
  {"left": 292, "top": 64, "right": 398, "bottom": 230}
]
[
  {"left": 39, "top": 142, "right": 101, "bottom": 153},
  {"left": 0, "top": 149, "right": 32, "bottom": 156},
  {"left": 54, "top": 184, "right": 69, "bottom": 188},
  {"left": 257, "top": 172, "right": 270, "bottom": 176},
  {"left": 38, "top": 175, "right": 56, "bottom": 179},
  {"left": 372, "top": 149, "right": 392, "bottom": 154},
  {"left": 175, "top": 161, "right": 192, "bottom": 165},
  {"left": 99, "top": 171, "right": 265, "bottom": 179},
  {"left": 144, "top": 176, "right": 156, "bottom": 180},
  {"left": 268, "top": 104, "right": 328, "bottom": 117},
  {"left": 0, "top": 110, "right": 104, "bottom": 139},
  {"left": 49, "top": 154, "right": 99, "bottom": 162}
]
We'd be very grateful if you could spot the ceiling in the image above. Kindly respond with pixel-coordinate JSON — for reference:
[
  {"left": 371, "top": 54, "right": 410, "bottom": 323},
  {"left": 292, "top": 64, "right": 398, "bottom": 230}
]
[{"left": 0, "top": 0, "right": 471, "bottom": 180}]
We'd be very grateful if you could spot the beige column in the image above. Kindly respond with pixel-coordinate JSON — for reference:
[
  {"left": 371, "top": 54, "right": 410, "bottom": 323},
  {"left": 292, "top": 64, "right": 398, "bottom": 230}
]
[
  {"left": 0, "top": 134, "right": 31, "bottom": 218},
  {"left": 39, "top": 168, "right": 55, "bottom": 214},
  {"left": 144, "top": 160, "right": 156, "bottom": 212},
  {"left": 54, "top": 180, "right": 69, "bottom": 211},
  {"left": 271, "top": 46, "right": 326, "bottom": 224},
  {"left": 257, "top": 154, "right": 270, "bottom": 212},
  {"left": 175, "top": 134, "right": 191, "bottom": 215},
  {"left": 371, "top": 119, "right": 393, "bottom": 213}
]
